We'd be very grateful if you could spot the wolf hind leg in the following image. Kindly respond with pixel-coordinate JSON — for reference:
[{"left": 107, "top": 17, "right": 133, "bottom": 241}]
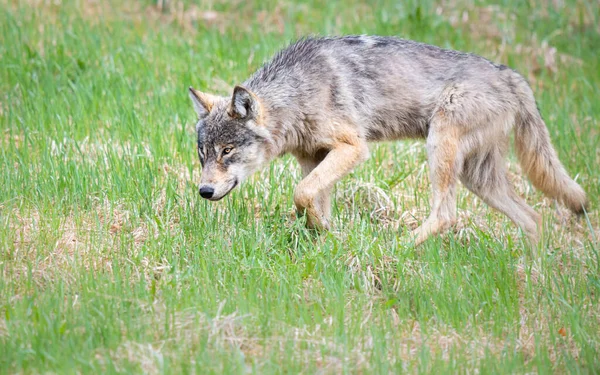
[
  {"left": 412, "top": 123, "right": 463, "bottom": 246},
  {"left": 460, "top": 148, "right": 541, "bottom": 244}
]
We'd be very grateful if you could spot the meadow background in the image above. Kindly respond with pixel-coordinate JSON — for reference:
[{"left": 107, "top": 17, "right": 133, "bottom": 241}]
[{"left": 1, "top": 0, "right": 599, "bottom": 373}]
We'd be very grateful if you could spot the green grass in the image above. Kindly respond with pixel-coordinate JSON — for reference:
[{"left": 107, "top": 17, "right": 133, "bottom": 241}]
[{"left": 1, "top": 0, "right": 599, "bottom": 373}]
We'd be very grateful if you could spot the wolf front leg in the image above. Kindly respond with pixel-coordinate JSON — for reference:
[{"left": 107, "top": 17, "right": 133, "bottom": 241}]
[
  {"left": 294, "top": 140, "right": 369, "bottom": 230},
  {"left": 296, "top": 153, "right": 332, "bottom": 227}
]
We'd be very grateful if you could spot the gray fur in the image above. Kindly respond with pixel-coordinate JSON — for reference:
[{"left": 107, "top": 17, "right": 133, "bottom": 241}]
[
  {"left": 189, "top": 35, "right": 587, "bottom": 244},
  {"left": 244, "top": 36, "right": 512, "bottom": 147}
]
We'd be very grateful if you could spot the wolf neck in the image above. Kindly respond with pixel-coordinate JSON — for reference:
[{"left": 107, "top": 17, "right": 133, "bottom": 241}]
[
  {"left": 246, "top": 88, "right": 299, "bottom": 159},
  {"left": 245, "top": 81, "right": 311, "bottom": 160}
]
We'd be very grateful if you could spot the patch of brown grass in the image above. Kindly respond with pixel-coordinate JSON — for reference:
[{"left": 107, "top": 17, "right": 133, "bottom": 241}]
[
  {"left": 49, "top": 137, "right": 153, "bottom": 164},
  {"left": 6, "top": 207, "right": 103, "bottom": 288},
  {"left": 99, "top": 290, "right": 575, "bottom": 372},
  {"left": 0, "top": 317, "right": 7, "bottom": 339},
  {"left": 3, "top": 193, "right": 178, "bottom": 290},
  {"left": 2, "top": 129, "right": 23, "bottom": 149},
  {"left": 94, "top": 301, "right": 255, "bottom": 373}
]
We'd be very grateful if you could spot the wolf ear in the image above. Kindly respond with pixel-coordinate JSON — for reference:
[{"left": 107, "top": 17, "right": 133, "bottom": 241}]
[
  {"left": 228, "top": 85, "right": 260, "bottom": 120},
  {"left": 189, "top": 87, "right": 216, "bottom": 118}
]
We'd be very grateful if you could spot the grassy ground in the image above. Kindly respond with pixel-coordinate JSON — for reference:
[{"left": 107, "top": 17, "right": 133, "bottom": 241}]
[{"left": 1, "top": 0, "right": 599, "bottom": 373}]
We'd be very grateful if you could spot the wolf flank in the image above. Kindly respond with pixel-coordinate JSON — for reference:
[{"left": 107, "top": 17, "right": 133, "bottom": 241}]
[{"left": 189, "top": 35, "right": 587, "bottom": 245}]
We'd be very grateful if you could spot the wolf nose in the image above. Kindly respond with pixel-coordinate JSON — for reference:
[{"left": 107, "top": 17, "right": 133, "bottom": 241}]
[{"left": 199, "top": 186, "right": 214, "bottom": 199}]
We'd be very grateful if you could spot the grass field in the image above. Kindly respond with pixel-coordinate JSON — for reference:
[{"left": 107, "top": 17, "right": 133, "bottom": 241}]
[{"left": 1, "top": 0, "right": 599, "bottom": 373}]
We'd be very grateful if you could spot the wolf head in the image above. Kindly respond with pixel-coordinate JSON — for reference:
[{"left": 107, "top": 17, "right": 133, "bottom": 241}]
[{"left": 189, "top": 86, "right": 272, "bottom": 201}]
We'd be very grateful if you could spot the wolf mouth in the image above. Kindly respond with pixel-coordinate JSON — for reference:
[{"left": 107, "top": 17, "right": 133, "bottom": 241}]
[{"left": 208, "top": 179, "right": 238, "bottom": 201}]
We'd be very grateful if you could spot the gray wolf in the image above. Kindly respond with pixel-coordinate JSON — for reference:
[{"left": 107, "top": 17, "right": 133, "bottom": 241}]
[{"left": 188, "top": 35, "right": 587, "bottom": 245}]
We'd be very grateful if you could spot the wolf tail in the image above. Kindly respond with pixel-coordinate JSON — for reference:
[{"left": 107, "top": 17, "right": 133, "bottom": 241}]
[{"left": 512, "top": 76, "right": 587, "bottom": 214}]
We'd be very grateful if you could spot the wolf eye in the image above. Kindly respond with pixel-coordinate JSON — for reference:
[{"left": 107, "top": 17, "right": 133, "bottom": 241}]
[{"left": 222, "top": 147, "right": 233, "bottom": 155}]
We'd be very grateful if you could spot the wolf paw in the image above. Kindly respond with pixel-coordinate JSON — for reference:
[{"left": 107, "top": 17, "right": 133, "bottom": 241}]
[{"left": 306, "top": 215, "right": 330, "bottom": 231}]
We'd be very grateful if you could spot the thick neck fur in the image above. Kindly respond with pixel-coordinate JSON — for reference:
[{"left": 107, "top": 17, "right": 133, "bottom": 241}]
[
  {"left": 244, "top": 77, "right": 328, "bottom": 160},
  {"left": 257, "top": 96, "right": 303, "bottom": 158}
]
